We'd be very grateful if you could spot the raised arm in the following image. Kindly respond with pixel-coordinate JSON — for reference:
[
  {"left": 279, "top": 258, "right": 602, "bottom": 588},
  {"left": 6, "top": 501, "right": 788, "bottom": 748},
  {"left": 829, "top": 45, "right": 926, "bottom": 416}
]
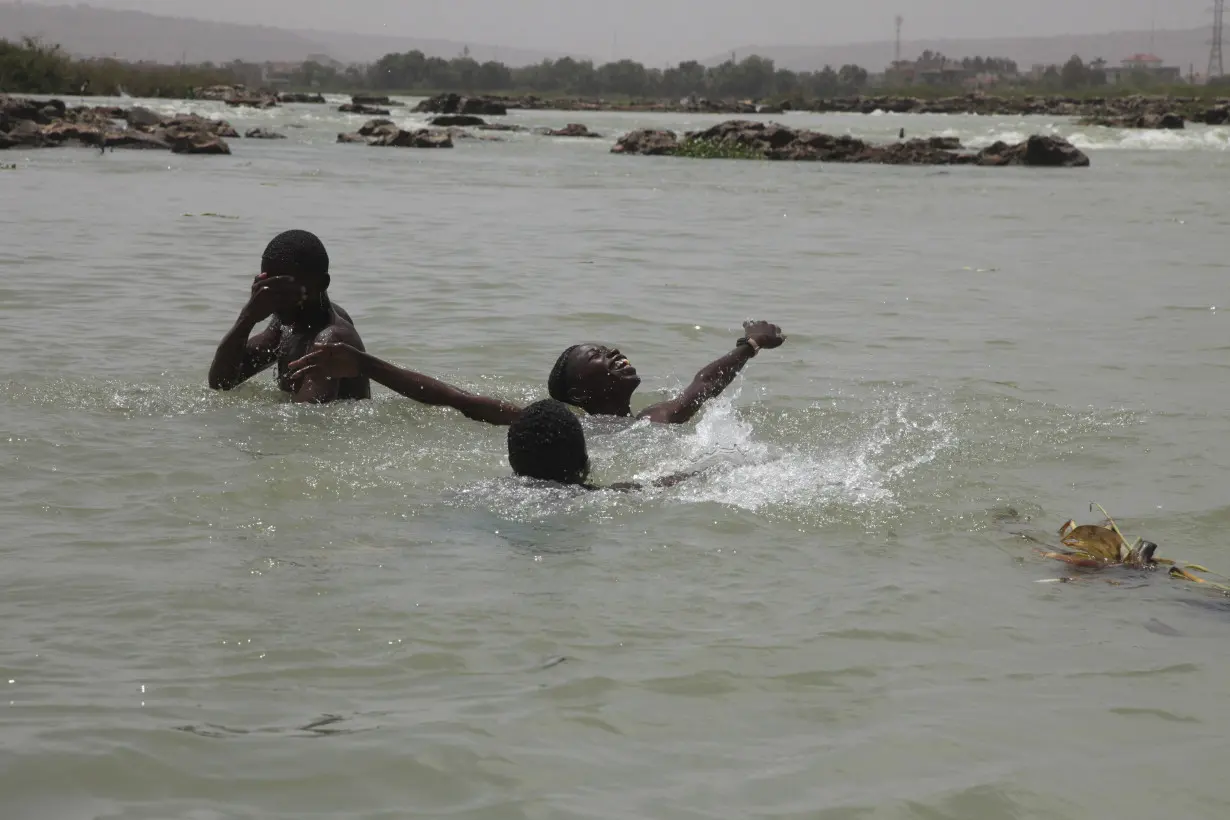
[
  {"left": 208, "top": 275, "right": 303, "bottom": 391},
  {"left": 637, "top": 321, "right": 786, "bottom": 425},
  {"left": 287, "top": 343, "right": 523, "bottom": 424}
]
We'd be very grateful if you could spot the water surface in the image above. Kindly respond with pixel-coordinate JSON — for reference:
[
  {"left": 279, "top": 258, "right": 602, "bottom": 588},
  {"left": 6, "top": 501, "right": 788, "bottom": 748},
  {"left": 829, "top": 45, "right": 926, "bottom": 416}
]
[{"left": 2, "top": 95, "right": 1230, "bottom": 819}]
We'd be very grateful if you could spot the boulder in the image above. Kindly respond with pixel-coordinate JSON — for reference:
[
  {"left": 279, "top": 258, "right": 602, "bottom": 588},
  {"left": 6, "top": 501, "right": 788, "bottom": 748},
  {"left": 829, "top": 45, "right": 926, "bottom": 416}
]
[
  {"left": 339, "top": 103, "right": 391, "bottom": 116},
  {"left": 226, "top": 95, "right": 279, "bottom": 109},
  {"left": 1081, "top": 112, "right": 1185, "bottom": 129},
  {"left": 0, "top": 120, "right": 47, "bottom": 149},
  {"left": 105, "top": 130, "right": 171, "bottom": 150},
  {"left": 159, "top": 113, "right": 239, "bottom": 138},
  {"left": 244, "top": 127, "right": 286, "bottom": 139},
  {"left": 543, "top": 123, "right": 601, "bottom": 138},
  {"left": 352, "top": 94, "right": 400, "bottom": 107},
  {"left": 367, "top": 128, "right": 454, "bottom": 148},
  {"left": 39, "top": 121, "right": 104, "bottom": 146},
  {"left": 336, "top": 132, "right": 367, "bottom": 143},
  {"left": 124, "top": 107, "right": 163, "bottom": 129},
  {"left": 1198, "top": 105, "right": 1230, "bottom": 125},
  {"left": 430, "top": 114, "right": 487, "bottom": 127},
  {"left": 1, "top": 95, "right": 63, "bottom": 125},
  {"left": 358, "top": 119, "right": 398, "bottom": 138},
  {"left": 86, "top": 105, "right": 128, "bottom": 120},
  {"left": 157, "top": 116, "right": 234, "bottom": 154},
  {"left": 168, "top": 134, "right": 231, "bottom": 155},
  {"left": 279, "top": 92, "right": 326, "bottom": 104},
  {"left": 976, "top": 135, "right": 1090, "bottom": 167},
  {"left": 611, "top": 129, "right": 680, "bottom": 155},
  {"left": 413, "top": 93, "right": 507, "bottom": 116}
]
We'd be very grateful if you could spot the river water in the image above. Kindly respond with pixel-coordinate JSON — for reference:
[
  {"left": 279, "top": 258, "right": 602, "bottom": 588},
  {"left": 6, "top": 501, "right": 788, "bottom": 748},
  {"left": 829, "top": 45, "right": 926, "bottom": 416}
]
[{"left": 3, "top": 94, "right": 1230, "bottom": 819}]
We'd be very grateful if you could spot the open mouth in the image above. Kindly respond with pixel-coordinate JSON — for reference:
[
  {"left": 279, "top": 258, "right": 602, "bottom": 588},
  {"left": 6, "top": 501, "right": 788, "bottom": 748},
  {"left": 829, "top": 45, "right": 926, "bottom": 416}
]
[{"left": 610, "top": 355, "right": 636, "bottom": 376}]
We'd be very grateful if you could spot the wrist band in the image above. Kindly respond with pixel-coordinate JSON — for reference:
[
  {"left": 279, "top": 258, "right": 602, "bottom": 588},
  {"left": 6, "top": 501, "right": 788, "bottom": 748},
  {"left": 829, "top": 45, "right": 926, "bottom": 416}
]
[{"left": 737, "top": 337, "right": 760, "bottom": 355}]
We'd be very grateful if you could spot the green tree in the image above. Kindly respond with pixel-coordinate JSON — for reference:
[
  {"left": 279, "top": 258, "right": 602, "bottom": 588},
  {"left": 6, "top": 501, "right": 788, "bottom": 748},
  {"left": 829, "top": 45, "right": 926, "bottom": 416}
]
[{"left": 1061, "top": 55, "right": 1089, "bottom": 89}]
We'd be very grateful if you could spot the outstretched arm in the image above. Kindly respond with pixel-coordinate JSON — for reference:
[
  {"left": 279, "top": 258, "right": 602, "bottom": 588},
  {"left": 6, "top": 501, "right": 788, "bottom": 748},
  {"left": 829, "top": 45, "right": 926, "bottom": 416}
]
[
  {"left": 287, "top": 343, "right": 523, "bottom": 424},
  {"left": 637, "top": 321, "right": 786, "bottom": 425},
  {"left": 208, "top": 275, "right": 303, "bottom": 391}
]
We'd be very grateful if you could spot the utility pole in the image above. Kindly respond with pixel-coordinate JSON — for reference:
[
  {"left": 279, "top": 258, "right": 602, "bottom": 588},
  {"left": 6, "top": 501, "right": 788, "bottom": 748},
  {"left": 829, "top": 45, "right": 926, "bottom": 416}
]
[
  {"left": 895, "top": 15, "right": 903, "bottom": 64},
  {"left": 1210, "top": 0, "right": 1226, "bottom": 79}
]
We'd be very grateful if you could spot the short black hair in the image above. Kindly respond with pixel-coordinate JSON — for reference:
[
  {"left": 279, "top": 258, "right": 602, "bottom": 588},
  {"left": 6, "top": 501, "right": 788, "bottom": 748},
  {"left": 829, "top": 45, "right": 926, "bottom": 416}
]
[
  {"left": 547, "top": 345, "right": 580, "bottom": 404},
  {"left": 507, "top": 399, "right": 590, "bottom": 484},
  {"left": 261, "top": 229, "right": 329, "bottom": 278}
]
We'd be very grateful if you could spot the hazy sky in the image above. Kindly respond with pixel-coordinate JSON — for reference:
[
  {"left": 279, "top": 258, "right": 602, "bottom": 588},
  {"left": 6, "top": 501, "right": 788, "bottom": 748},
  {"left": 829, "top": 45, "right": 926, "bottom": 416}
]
[{"left": 20, "top": 0, "right": 1212, "bottom": 62}]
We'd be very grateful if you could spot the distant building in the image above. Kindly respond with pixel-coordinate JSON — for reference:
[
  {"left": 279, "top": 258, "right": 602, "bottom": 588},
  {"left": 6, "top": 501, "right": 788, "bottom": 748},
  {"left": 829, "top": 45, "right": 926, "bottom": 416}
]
[
  {"left": 1103, "top": 54, "right": 1183, "bottom": 85},
  {"left": 883, "top": 57, "right": 1010, "bottom": 89},
  {"left": 916, "top": 63, "right": 973, "bottom": 86}
]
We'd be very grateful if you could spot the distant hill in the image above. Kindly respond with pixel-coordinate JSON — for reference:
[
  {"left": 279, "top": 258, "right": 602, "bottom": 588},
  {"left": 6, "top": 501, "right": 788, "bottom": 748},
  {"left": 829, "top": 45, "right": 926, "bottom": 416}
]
[
  {"left": 710, "top": 28, "right": 1214, "bottom": 75},
  {"left": 0, "top": 3, "right": 585, "bottom": 65}
]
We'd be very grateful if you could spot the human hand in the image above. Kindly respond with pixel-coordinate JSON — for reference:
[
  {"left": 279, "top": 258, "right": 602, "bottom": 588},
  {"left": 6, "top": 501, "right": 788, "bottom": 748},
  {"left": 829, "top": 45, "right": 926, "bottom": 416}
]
[
  {"left": 286, "top": 342, "right": 363, "bottom": 383},
  {"left": 741, "top": 320, "right": 785, "bottom": 350},
  {"left": 243, "top": 274, "right": 304, "bottom": 323}
]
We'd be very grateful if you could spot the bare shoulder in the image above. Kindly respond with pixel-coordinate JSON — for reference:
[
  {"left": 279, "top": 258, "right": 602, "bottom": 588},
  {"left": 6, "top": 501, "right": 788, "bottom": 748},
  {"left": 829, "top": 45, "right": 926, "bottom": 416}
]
[
  {"left": 331, "top": 302, "right": 358, "bottom": 328},
  {"left": 317, "top": 311, "right": 365, "bottom": 350}
]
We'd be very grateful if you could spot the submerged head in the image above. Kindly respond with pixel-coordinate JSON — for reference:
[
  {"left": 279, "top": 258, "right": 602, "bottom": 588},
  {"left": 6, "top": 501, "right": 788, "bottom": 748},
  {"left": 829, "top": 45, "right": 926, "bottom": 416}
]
[
  {"left": 260, "top": 229, "right": 331, "bottom": 317},
  {"left": 547, "top": 343, "right": 640, "bottom": 409},
  {"left": 507, "top": 399, "right": 591, "bottom": 485}
]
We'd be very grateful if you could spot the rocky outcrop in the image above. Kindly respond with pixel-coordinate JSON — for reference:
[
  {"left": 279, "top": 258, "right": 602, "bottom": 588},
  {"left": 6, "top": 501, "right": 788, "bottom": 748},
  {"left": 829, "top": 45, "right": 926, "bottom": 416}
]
[
  {"left": 1, "top": 95, "right": 64, "bottom": 125},
  {"left": 337, "top": 119, "right": 454, "bottom": 148},
  {"left": 542, "top": 123, "right": 602, "bottom": 138},
  {"left": 352, "top": 94, "right": 401, "bottom": 108},
  {"left": 226, "top": 94, "right": 279, "bottom": 109},
  {"left": 368, "top": 128, "right": 454, "bottom": 148},
  {"left": 0, "top": 96, "right": 234, "bottom": 155},
  {"left": 158, "top": 119, "right": 232, "bottom": 154},
  {"left": 339, "top": 103, "right": 391, "bottom": 116},
  {"left": 431, "top": 114, "right": 487, "bottom": 127},
  {"left": 245, "top": 127, "right": 287, "bottom": 139},
  {"left": 612, "top": 120, "right": 1089, "bottom": 167},
  {"left": 414, "top": 93, "right": 508, "bottom": 116},
  {"left": 611, "top": 129, "right": 680, "bottom": 155},
  {"left": 39, "top": 120, "right": 106, "bottom": 146},
  {"left": 154, "top": 113, "right": 239, "bottom": 139},
  {"left": 279, "top": 92, "right": 326, "bottom": 104},
  {"left": 105, "top": 131, "right": 171, "bottom": 150}
]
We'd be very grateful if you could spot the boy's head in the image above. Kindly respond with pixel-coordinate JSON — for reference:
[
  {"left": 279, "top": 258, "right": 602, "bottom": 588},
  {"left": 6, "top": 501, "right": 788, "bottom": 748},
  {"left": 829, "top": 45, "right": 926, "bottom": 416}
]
[
  {"left": 260, "top": 229, "right": 331, "bottom": 295},
  {"left": 507, "top": 399, "right": 590, "bottom": 485},
  {"left": 547, "top": 343, "right": 639, "bottom": 408}
]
